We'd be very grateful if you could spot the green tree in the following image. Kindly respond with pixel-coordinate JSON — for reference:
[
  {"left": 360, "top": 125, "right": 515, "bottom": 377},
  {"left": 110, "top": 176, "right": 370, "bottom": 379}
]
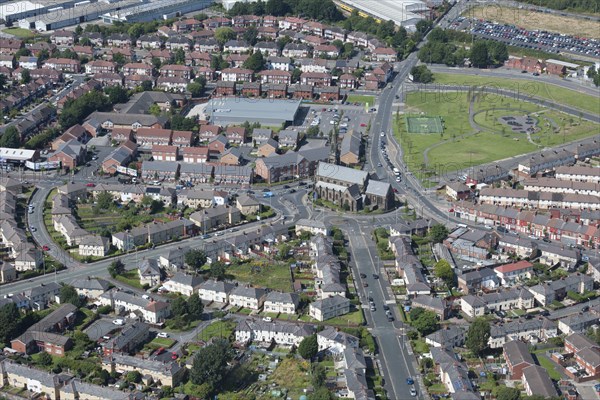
[
  {"left": 215, "top": 27, "right": 236, "bottom": 46},
  {"left": 470, "top": 40, "right": 489, "bottom": 68},
  {"left": 243, "top": 26, "right": 258, "bottom": 45},
  {"left": 298, "top": 334, "right": 318, "bottom": 360},
  {"left": 149, "top": 200, "right": 164, "bottom": 214},
  {"left": 488, "top": 41, "right": 508, "bottom": 65},
  {"left": 429, "top": 223, "right": 449, "bottom": 243},
  {"left": 188, "top": 81, "right": 204, "bottom": 98},
  {"left": 126, "top": 370, "right": 142, "bottom": 383},
  {"left": 187, "top": 294, "right": 204, "bottom": 320},
  {"left": 243, "top": 51, "right": 265, "bottom": 72},
  {"left": 95, "top": 191, "right": 114, "bottom": 211},
  {"left": 108, "top": 259, "right": 125, "bottom": 278},
  {"left": 185, "top": 249, "right": 207, "bottom": 270},
  {"left": 59, "top": 285, "right": 83, "bottom": 307},
  {"left": 311, "top": 363, "right": 326, "bottom": 388},
  {"left": 37, "top": 351, "right": 53, "bottom": 366},
  {"left": 291, "top": 67, "right": 302, "bottom": 83},
  {"left": 410, "top": 65, "right": 433, "bottom": 83},
  {"left": 309, "top": 386, "right": 334, "bottom": 400},
  {"left": 0, "top": 126, "right": 20, "bottom": 148},
  {"left": 210, "top": 262, "right": 227, "bottom": 280},
  {"left": 0, "top": 74, "right": 7, "bottom": 91},
  {"left": 140, "top": 80, "right": 153, "bottom": 92},
  {"left": 496, "top": 387, "right": 521, "bottom": 400},
  {"left": 174, "top": 48, "right": 186, "bottom": 64},
  {"left": 21, "top": 67, "right": 31, "bottom": 84},
  {"left": 411, "top": 309, "right": 439, "bottom": 336},
  {"left": 0, "top": 303, "right": 20, "bottom": 343},
  {"left": 171, "top": 297, "right": 188, "bottom": 318},
  {"left": 265, "top": 0, "right": 291, "bottom": 15},
  {"left": 112, "top": 52, "right": 126, "bottom": 67},
  {"left": 104, "top": 85, "right": 129, "bottom": 105},
  {"left": 466, "top": 317, "right": 491, "bottom": 356},
  {"left": 190, "top": 338, "right": 233, "bottom": 387},
  {"left": 434, "top": 259, "right": 455, "bottom": 288}
]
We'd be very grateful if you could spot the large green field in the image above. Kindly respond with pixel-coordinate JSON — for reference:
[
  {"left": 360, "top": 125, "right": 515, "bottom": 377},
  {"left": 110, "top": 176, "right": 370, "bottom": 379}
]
[
  {"left": 225, "top": 260, "right": 293, "bottom": 292},
  {"left": 2, "top": 27, "right": 34, "bottom": 38},
  {"left": 395, "top": 91, "right": 600, "bottom": 180},
  {"left": 432, "top": 72, "right": 600, "bottom": 114}
]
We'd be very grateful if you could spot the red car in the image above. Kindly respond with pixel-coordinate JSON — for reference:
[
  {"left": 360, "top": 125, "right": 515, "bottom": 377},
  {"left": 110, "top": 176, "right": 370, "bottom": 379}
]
[
  {"left": 42, "top": 245, "right": 50, "bottom": 251},
  {"left": 86, "top": 183, "right": 95, "bottom": 187},
  {"left": 393, "top": 188, "right": 398, "bottom": 193},
  {"left": 360, "top": 123, "right": 367, "bottom": 127}
]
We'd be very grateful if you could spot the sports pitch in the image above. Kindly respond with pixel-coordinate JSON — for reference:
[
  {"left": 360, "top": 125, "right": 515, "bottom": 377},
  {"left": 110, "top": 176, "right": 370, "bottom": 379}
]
[{"left": 405, "top": 116, "right": 444, "bottom": 134}]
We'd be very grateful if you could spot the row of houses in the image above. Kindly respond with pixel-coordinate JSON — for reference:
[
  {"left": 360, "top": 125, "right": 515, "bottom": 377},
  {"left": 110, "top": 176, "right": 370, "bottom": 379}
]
[
  {"left": 140, "top": 161, "right": 253, "bottom": 185},
  {"left": 0, "top": 179, "right": 42, "bottom": 276},
  {"left": 453, "top": 203, "right": 600, "bottom": 249},
  {"left": 308, "top": 235, "right": 350, "bottom": 321}
]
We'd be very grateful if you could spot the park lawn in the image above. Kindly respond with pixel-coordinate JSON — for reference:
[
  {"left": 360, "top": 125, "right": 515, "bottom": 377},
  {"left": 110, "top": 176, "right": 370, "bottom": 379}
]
[
  {"left": 198, "top": 320, "right": 236, "bottom": 342},
  {"left": 2, "top": 27, "right": 34, "bottom": 38},
  {"left": 226, "top": 260, "right": 292, "bottom": 292},
  {"left": 347, "top": 94, "right": 375, "bottom": 105},
  {"left": 115, "top": 270, "right": 143, "bottom": 289},
  {"left": 411, "top": 339, "right": 430, "bottom": 354},
  {"left": 432, "top": 72, "right": 600, "bottom": 114}
]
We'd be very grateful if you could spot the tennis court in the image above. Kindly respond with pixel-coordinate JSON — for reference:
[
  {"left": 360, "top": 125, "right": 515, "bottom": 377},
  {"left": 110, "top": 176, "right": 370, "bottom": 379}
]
[{"left": 405, "top": 116, "right": 444, "bottom": 134}]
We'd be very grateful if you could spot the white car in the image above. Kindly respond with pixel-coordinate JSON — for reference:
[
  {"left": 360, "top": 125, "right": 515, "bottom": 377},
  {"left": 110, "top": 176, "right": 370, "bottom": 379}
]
[
  {"left": 262, "top": 316, "right": 272, "bottom": 322},
  {"left": 380, "top": 131, "right": 385, "bottom": 137},
  {"left": 157, "top": 332, "right": 169, "bottom": 338},
  {"left": 112, "top": 319, "right": 124, "bottom": 326},
  {"left": 339, "top": 123, "right": 348, "bottom": 128}
]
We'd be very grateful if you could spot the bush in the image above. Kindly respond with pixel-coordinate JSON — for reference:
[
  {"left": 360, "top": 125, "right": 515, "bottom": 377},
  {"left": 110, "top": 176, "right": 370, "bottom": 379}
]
[{"left": 97, "top": 305, "right": 112, "bottom": 314}]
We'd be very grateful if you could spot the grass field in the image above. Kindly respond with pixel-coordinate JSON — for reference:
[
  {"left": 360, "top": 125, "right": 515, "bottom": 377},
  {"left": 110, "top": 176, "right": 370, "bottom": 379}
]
[
  {"left": 115, "top": 270, "right": 143, "bottom": 289},
  {"left": 146, "top": 337, "right": 176, "bottom": 349},
  {"left": 432, "top": 73, "right": 600, "bottom": 114},
  {"left": 2, "top": 27, "right": 34, "bottom": 38},
  {"left": 405, "top": 116, "right": 444, "bottom": 134},
  {"left": 198, "top": 320, "right": 237, "bottom": 342},
  {"left": 395, "top": 91, "right": 600, "bottom": 177},
  {"left": 346, "top": 94, "right": 375, "bottom": 105},
  {"left": 467, "top": 5, "right": 600, "bottom": 39},
  {"left": 226, "top": 260, "right": 292, "bottom": 292}
]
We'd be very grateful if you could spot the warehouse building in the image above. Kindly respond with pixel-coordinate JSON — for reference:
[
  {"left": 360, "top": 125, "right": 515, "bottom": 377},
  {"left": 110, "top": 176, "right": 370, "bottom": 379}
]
[
  {"left": 205, "top": 98, "right": 302, "bottom": 126},
  {"left": 339, "top": 0, "right": 428, "bottom": 30},
  {"left": 18, "top": 0, "right": 143, "bottom": 31},
  {"left": 101, "top": 0, "right": 213, "bottom": 24}
]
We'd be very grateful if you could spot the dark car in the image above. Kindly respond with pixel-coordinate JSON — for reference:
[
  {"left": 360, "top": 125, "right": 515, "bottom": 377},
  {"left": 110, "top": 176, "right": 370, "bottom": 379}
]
[
  {"left": 283, "top": 185, "right": 290, "bottom": 189},
  {"left": 298, "top": 181, "right": 306, "bottom": 186},
  {"left": 383, "top": 305, "right": 390, "bottom": 311},
  {"left": 368, "top": 296, "right": 373, "bottom": 302},
  {"left": 360, "top": 273, "right": 367, "bottom": 278},
  {"left": 406, "top": 377, "right": 414, "bottom": 385},
  {"left": 289, "top": 189, "right": 296, "bottom": 193},
  {"left": 262, "top": 188, "right": 270, "bottom": 192},
  {"left": 363, "top": 282, "right": 368, "bottom": 287},
  {"left": 373, "top": 274, "right": 379, "bottom": 279},
  {"left": 582, "top": 306, "right": 590, "bottom": 312}
]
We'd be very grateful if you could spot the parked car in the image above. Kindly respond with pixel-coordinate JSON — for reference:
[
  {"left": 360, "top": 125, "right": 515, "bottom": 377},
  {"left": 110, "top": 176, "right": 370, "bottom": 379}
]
[{"left": 157, "top": 332, "right": 169, "bottom": 338}]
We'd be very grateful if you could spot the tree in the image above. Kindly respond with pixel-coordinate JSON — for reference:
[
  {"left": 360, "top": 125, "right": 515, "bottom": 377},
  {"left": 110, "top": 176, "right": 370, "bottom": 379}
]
[
  {"left": 37, "top": 351, "right": 53, "bottom": 366},
  {"left": 190, "top": 338, "right": 233, "bottom": 387},
  {"left": 174, "top": 48, "right": 185, "bottom": 64},
  {"left": 104, "top": 85, "right": 129, "bottom": 105},
  {"left": 215, "top": 27, "right": 236, "bottom": 46},
  {"left": 496, "top": 387, "right": 521, "bottom": 400},
  {"left": 243, "top": 26, "right": 258, "bottom": 45},
  {"left": 112, "top": 52, "right": 126, "bottom": 67},
  {"left": 429, "top": 224, "right": 449, "bottom": 243},
  {"left": 140, "top": 80, "right": 153, "bottom": 92},
  {"left": 298, "top": 334, "right": 318, "bottom": 360},
  {"left": 95, "top": 191, "right": 114, "bottom": 211},
  {"left": 172, "top": 296, "right": 188, "bottom": 318},
  {"left": 187, "top": 294, "right": 204, "bottom": 320},
  {"left": 187, "top": 81, "right": 204, "bottom": 98},
  {"left": 291, "top": 67, "right": 302, "bottom": 83},
  {"left": 470, "top": 40, "right": 489, "bottom": 68},
  {"left": 434, "top": 259, "right": 455, "bottom": 288},
  {"left": 309, "top": 386, "right": 334, "bottom": 400},
  {"left": 60, "top": 285, "right": 83, "bottom": 307},
  {"left": 0, "top": 303, "right": 20, "bottom": 343},
  {"left": 210, "top": 262, "right": 227, "bottom": 280},
  {"left": 185, "top": 249, "right": 207, "bottom": 270},
  {"left": 126, "top": 370, "right": 142, "bottom": 383},
  {"left": 488, "top": 41, "right": 508, "bottom": 65},
  {"left": 0, "top": 126, "right": 20, "bottom": 148},
  {"left": 311, "top": 363, "right": 326, "bottom": 388},
  {"left": 411, "top": 309, "right": 439, "bottom": 336},
  {"left": 149, "top": 200, "right": 164, "bottom": 214},
  {"left": 243, "top": 51, "right": 265, "bottom": 72},
  {"left": 265, "top": 0, "right": 291, "bottom": 16},
  {"left": 20, "top": 67, "right": 30, "bottom": 83},
  {"left": 108, "top": 260, "right": 125, "bottom": 278},
  {"left": 410, "top": 65, "right": 433, "bottom": 83},
  {"left": 465, "top": 317, "right": 491, "bottom": 356},
  {"left": 0, "top": 74, "right": 7, "bottom": 91}
]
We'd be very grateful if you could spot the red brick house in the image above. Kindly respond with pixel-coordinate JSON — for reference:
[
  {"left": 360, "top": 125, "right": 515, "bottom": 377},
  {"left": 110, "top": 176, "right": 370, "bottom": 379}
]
[
  {"left": 182, "top": 146, "right": 209, "bottom": 163},
  {"left": 152, "top": 145, "right": 179, "bottom": 161},
  {"left": 172, "top": 130, "right": 193, "bottom": 147},
  {"left": 160, "top": 64, "right": 192, "bottom": 79},
  {"left": 291, "top": 84, "right": 313, "bottom": 99},
  {"left": 199, "top": 124, "right": 221, "bottom": 142},
  {"left": 208, "top": 135, "right": 228, "bottom": 154},
  {"left": 258, "top": 70, "right": 292, "bottom": 85},
  {"left": 215, "top": 81, "right": 236, "bottom": 96},
  {"left": 85, "top": 60, "right": 116, "bottom": 74},
  {"left": 135, "top": 127, "right": 173, "bottom": 148},
  {"left": 339, "top": 74, "right": 358, "bottom": 89},
  {"left": 241, "top": 82, "right": 261, "bottom": 97},
  {"left": 301, "top": 72, "right": 331, "bottom": 87},
  {"left": 225, "top": 126, "right": 246, "bottom": 144},
  {"left": 503, "top": 340, "right": 535, "bottom": 379},
  {"left": 266, "top": 83, "right": 288, "bottom": 98},
  {"left": 320, "top": 86, "right": 340, "bottom": 101}
]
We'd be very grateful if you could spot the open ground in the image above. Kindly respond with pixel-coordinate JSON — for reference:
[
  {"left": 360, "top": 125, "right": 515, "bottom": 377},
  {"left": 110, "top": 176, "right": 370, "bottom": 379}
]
[
  {"left": 394, "top": 91, "right": 600, "bottom": 180},
  {"left": 465, "top": 5, "right": 600, "bottom": 39},
  {"left": 432, "top": 73, "right": 600, "bottom": 114}
]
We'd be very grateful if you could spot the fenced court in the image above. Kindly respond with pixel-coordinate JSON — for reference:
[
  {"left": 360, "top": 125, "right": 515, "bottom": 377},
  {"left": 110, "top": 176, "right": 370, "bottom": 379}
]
[{"left": 405, "top": 116, "right": 444, "bottom": 134}]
